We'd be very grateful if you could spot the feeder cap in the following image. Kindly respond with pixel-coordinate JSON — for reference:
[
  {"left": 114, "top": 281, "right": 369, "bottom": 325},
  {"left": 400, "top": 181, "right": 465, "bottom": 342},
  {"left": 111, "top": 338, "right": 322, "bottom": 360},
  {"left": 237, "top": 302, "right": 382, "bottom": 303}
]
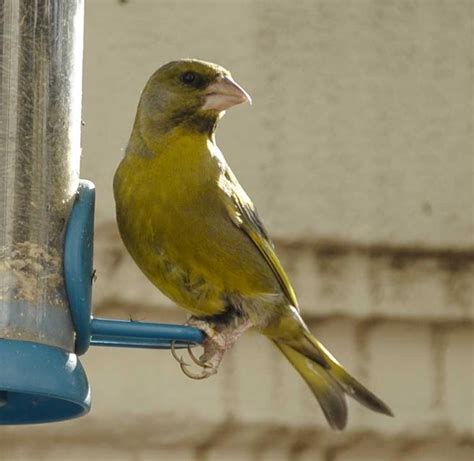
[{"left": 0, "top": 339, "right": 90, "bottom": 424}]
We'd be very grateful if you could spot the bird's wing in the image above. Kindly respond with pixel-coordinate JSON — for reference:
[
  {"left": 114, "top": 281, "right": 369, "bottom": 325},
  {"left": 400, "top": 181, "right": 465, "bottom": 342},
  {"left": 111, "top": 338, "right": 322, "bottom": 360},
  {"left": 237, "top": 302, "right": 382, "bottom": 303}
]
[{"left": 220, "top": 167, "right": 299, "bottom": 309}]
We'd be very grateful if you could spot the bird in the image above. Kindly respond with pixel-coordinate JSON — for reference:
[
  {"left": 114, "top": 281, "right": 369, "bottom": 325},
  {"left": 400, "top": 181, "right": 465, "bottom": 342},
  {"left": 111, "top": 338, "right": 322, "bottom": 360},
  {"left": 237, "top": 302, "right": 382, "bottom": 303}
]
[{"left": 113, "top": 59, "right": 393, "bottom": 430}]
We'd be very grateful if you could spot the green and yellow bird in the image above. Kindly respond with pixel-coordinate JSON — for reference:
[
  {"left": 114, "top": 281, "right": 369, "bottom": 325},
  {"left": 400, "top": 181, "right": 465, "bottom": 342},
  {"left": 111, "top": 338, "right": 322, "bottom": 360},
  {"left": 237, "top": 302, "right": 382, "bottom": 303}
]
[{"left": 113, "top": 59, "right": 393, "bottom": 430}]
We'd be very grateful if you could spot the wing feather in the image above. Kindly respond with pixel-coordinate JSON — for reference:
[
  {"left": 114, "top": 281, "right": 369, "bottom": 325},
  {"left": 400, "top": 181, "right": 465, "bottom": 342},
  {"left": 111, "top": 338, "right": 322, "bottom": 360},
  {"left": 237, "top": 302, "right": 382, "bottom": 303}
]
[{"left": 220, "top": 167, "right": 299, "bottom": 309}]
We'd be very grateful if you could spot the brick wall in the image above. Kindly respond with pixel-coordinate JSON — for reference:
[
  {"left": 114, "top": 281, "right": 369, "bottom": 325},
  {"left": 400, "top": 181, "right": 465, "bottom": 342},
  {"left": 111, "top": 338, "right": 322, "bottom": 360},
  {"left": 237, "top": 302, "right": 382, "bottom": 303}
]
[{"left": 1, "top": 1, "right": 472, "bottom": 460}]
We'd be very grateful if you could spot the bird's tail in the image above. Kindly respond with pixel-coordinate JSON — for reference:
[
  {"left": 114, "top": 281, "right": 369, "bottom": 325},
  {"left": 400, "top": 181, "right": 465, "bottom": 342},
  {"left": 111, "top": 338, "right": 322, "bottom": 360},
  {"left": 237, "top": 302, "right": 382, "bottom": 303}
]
[{"left": 273, "top": 330, "right": 393, "bottom": 430}]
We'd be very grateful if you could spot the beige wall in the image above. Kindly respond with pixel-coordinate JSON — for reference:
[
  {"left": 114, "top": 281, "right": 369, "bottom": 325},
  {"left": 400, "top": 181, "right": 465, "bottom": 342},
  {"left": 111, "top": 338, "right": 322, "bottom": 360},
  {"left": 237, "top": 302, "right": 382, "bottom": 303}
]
[{"left": 2, "top": 1, "right": 473, "bottom": 460}]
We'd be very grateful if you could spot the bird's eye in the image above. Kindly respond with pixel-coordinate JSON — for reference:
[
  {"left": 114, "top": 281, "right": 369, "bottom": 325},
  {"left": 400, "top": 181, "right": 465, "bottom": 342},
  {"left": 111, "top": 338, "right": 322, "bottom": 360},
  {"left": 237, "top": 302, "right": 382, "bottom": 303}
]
[{"left": 181, "top": 71, "right": 196, "bottom": 85}]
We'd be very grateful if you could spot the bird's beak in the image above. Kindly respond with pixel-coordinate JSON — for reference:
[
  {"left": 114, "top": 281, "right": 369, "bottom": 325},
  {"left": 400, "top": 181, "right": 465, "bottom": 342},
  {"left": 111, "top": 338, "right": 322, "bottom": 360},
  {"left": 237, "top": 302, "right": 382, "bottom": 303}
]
[{"left": 202, "top": 76, "right": 252, "bottom": 111}]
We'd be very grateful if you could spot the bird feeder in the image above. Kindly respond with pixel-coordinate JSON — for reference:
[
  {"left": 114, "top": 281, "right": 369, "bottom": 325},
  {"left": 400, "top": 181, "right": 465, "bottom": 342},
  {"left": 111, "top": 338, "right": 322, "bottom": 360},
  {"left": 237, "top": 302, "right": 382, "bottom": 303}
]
[{"left": 0, "top": 0, "right": 203, "bottom": 425}]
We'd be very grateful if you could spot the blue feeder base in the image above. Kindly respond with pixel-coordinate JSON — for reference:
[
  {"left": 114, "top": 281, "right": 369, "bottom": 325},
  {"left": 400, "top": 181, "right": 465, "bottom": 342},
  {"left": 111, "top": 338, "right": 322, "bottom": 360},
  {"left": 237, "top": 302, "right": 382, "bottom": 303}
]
[{"left": 0, "top": 339, "right": 90, "bottom": 424}]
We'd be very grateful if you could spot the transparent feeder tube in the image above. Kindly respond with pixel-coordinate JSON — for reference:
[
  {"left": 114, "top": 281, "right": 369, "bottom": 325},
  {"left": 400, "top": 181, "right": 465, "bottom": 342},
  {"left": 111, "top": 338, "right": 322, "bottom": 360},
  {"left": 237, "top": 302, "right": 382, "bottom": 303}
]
[{"left": 0, "top": 0, "right": 84, "bottom": 351}]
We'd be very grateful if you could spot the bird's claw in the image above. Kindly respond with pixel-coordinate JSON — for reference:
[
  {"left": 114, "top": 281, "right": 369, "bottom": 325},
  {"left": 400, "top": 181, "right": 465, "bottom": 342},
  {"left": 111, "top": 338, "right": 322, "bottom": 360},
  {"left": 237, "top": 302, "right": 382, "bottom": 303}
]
[
  {"left": 179, "top": 361, "right": 216, "bottom": 380},
  {"left": 170, "top": 340, "right": 190, "bottom": 367},
  {"left": 170, "top": 316, "right": 243, "bottom": 380},
  {"left": 170, "top": 340, "right": 215, "bottom": 380},
  {"left": 186, "top": 344, "right": 211, "bottom": 368}
]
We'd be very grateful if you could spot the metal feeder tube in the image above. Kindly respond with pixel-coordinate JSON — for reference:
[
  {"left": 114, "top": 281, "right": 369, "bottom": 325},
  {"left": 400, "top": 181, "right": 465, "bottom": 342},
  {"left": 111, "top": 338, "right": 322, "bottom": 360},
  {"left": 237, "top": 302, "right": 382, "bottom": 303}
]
[{"left": 0, "top": 0, "right": 89, "bottom": 424}]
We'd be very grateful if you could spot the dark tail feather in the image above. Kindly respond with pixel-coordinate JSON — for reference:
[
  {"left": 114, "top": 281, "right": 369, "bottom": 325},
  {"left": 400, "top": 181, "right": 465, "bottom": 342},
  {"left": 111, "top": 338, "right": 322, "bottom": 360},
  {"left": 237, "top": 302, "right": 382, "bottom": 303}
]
[
  {"left": 274, "top": 340, "right": 348, "bottom": 430},
  {"left": 273, "top": 333, "right": 393, "bottom": 430},
  {"left": 303, "top": 331, "right": 394, "bottom": 417}
]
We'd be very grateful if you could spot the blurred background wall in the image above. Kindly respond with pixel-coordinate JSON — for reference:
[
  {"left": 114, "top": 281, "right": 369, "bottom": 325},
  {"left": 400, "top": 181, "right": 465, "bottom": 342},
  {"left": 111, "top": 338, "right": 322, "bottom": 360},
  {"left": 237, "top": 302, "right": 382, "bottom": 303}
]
[{"left": 1, "top": 0, "right": 473, "bottom": 459}]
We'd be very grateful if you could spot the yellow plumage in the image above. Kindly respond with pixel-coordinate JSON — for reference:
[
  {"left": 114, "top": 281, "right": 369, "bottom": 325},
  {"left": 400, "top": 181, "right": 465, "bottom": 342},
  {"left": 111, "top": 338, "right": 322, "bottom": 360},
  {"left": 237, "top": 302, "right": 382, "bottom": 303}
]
[{"left": 114, "top": 59, "right": 393, "bottom": 429}]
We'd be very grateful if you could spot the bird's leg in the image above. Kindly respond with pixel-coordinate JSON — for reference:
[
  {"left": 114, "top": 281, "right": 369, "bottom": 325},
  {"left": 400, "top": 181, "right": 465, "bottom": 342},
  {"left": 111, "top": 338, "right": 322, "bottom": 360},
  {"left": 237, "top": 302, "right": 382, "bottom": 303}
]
[{"left": 172, "top": 314, "right": 253, "bottom": 380}]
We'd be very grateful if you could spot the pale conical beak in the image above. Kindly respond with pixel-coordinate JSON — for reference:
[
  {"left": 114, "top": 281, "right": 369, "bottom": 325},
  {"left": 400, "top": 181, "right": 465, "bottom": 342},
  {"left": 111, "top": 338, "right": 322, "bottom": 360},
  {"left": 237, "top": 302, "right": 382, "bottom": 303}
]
[{"left": 202, "top": 76, "right": 252, "bottom": 111}]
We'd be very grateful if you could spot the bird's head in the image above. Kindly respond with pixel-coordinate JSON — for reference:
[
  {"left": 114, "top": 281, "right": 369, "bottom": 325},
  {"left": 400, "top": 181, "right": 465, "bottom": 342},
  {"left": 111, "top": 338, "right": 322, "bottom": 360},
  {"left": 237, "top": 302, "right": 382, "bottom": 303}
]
[{"left": 136, "top": 59, "right": 251, "bottom": 137}]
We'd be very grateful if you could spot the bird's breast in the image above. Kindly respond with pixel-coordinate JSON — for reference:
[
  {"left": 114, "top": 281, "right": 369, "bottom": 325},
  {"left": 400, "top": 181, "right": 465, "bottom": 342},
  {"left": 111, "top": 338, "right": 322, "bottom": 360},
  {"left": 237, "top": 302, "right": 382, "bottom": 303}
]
[{"left": 114, "top": 137, "right": 229, "bottom": 315}]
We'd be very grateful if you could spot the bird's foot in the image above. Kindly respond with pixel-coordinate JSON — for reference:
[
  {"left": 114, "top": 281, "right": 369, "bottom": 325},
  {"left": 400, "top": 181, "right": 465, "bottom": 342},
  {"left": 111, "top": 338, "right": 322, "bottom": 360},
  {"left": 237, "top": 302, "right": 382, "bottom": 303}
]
[
  {"left": 171, "top": 316, "right": 252, "bottom": 380},
  {"left": 171, "top": 319, "right": 225, "bottom": 380},
  {"left": 171, "top": 341, "right": 223, "bottom": 380}
]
